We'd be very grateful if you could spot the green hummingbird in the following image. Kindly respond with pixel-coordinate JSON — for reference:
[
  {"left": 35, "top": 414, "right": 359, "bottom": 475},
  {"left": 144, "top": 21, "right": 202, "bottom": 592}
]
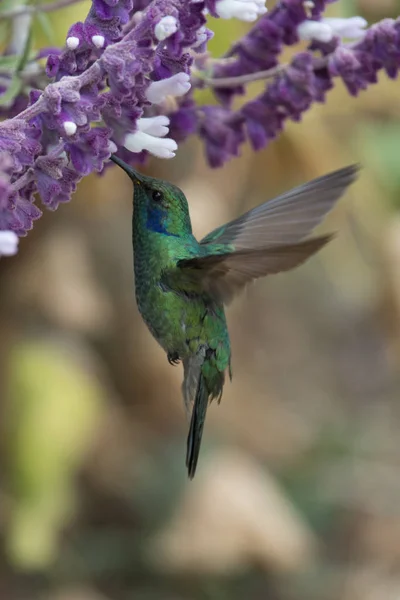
[{"left": 110, "top": 155, "right": 358, "bottom": 478}]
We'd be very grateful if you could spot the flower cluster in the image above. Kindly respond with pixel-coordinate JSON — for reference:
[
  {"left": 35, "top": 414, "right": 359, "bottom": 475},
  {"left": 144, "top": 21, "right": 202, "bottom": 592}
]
[
  {"left": 0, "top": 0, "right": 211, "bottom": 249},
  {"left": 0, "top": 0, "right": 400, "bottom": 255}
]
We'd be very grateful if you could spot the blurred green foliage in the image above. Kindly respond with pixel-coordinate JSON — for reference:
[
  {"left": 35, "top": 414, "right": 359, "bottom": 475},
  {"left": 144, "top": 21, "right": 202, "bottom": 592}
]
[{"left": 6, "top": 340, "right": 105, "bottom": 569}]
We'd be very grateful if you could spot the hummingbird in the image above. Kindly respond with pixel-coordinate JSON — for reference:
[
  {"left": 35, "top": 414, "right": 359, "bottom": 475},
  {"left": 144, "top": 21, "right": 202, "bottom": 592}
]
[{"left": 110, "top": 155, "right": 358, "bottom": 478}]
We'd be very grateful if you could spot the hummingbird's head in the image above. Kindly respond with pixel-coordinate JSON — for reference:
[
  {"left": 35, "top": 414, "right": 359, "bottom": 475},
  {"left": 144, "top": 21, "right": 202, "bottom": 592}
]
[{"left": 111, "top": 155, "right": 192, "bottom": 237}]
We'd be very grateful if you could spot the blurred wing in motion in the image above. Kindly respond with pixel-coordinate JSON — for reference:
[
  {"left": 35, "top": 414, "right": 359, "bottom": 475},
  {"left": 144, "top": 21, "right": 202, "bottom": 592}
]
[
  {"left": 201, "top": 165, "right": 359, "bottom": 248},
  {"left": 174, "top": 235, "right": 333, "bottom": 304},
  {"left": 162, "top": 165, "right": 359, "bottom": 304}
]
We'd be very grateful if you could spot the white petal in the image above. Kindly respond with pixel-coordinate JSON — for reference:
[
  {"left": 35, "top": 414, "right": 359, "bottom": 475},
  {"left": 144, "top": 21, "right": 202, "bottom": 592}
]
[
  {"left": 66, "top": 36, "right": 80, "bottom": 50},
  {"left": 192, "top": 26, "right": 208, "bottom": 48},
  {"left": 146, "top": 137, "right": 178, "bottom": 159},
  {"left": 0, "top": 231, "right": 19, "bottom": 257},
  {"left": 297, "top": 20, "right": 333, "bottom": 43},
  {"left": 124, "top": 131, "right": 148, "bottom": 153},
  {"left": 154, "top": 16, "right": 178, "bottom": 41},
  {"left": 216, "top": 0, "right": 267, "bottom": 21},
  {"left": 124, "top": 131, "right": 177, "bottom": 158},
  {"left": 323, "top": 16, "right": 368, "bottom": 39},
  {"left": 133, "top": 10, "right": 144, "bottom": 24},
  {"left": 298, "top": 16, "right": 368, "bottom": 43},
  {"left": 146, "top": 73, "right": 191, "bottom": 104},
  {"left": 92, "top": 35, "right": 105, "bottom": 48},
  {"left": 137, "top": 116, "right": 170, "bottom": 137},
  {"left": 253, "top": 0, "right": 268, "bottom": 14},
  {"left": 63, "top": 121, "right": 77, "bottom": 136},
  {"left": 108, "top": 141, "right": 118, "bottom": 154}
]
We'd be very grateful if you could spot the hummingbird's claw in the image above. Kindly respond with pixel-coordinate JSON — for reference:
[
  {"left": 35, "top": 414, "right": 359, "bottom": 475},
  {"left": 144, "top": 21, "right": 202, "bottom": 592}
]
[{"left": 167, "top": 351, "right": 180, "bottom": 366}]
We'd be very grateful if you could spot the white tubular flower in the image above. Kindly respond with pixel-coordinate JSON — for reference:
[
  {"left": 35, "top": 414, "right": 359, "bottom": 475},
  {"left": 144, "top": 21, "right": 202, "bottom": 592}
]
[
  {"left": 63, "top": 121, "right": 77, "bottom": 136},
  {"left": 0, "top": 231, "right": 19, "bottom": 257},
  {"left": 138, "top": 116, "right": 170, "bottom": 136},
  {"left": 323, "top": 17, "right": 368, "bottom": 39},
  {"left": 192, "top": 26, "right": 208, "bottom": 48},
  {"left": 298, "top": 16, "right": 368, "bottom": 43},
  {"left": 66, "top": 36, "right": 80, "bottom": 50},
  {"left": 216, "top": 0, "right": 267, "bottom": 22},
  {"left": 297, "top": 20, "right": 333, "bottom": 42},
  {"left": 124, "top": 117, "right": 178, "bottom": 159},
  {"left": 92, "top": 35, "right": 105, "bottom": 48},
  {"left": 145, "top": 73, "right": 191, "bottom": 104},
  {"left": 155, "top": 16, "right": 178, "bottom": 41},
  {"left": 108, "top": 140, "right": 118, "bottom": 154}
]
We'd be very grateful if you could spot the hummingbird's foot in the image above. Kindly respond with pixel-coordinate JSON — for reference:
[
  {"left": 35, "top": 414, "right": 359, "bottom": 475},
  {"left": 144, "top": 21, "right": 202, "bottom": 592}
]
[{"left": 167, "top": 351, "right": 180, "bottom": 366}]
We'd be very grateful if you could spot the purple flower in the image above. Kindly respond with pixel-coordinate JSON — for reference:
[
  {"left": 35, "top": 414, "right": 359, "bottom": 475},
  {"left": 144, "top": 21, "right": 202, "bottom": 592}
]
[
  {"left": 34, "top": 154, "right": 80, "bottom": 210},
  {"left": 270, "top": 52, "right": 329, "bottom": 120},
  {"left": 225, "top": 17, "right": 283, "bottom": 75},
  {"left": 11, "top": 187, "right": 42, "bottom": 236},
  {"left": 360, "top": 18, "right": 400, "bottom": 79},
  {"left": 48, "top": 0, "right": 134, "bottom": 80},
  {"left": 239, "top": 51, "right": 332, "bottom": 151},
  {"left": 1, "top": 0, "right": 400, "bottom": 246},
  {"left": 89, "top": 0, "right": 133, "bottom": 32},
  {"left": 101, "top": 94, "right": 142, "bottom": 146},
  {"left": 0, "top": 155, "right": 19, "bottom": 231},
  {"left": 168, "top": 97, "right": 198, "bottom": 141},
  {"left": 100, "top": 39, "right": 153, "bottom": 97},
  {"left": 327, "top": 19, "right": 400, "bottom": 95},
  {"left": 0, "top": 121, "right": 41, "bottom": 173},
  {"left": 29, "top": 73, "right": 105, "bottom": 144},
  {"left": 328, "top": 46, "right": 370, "bottom": 95},
  {"left": 66, "top": 127, "right": 113, "bottom": 175},
  {"left": 241, "top": 96, "right": 286, "bottom": 150},
  {"left": 199, "top": 106, "right": 245, "bottom": 168},
  {"left": 210, "top": 0, "right": 335, "bottom": 107},
  {"left": 166, "top": 2, "right": 206, "bottom": 52},
  {"left": 0, "top": 159, "right": 42, "bottom": 235}
]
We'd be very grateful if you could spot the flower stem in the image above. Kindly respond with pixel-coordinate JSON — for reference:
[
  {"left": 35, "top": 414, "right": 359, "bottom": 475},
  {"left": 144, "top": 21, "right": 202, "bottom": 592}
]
[
  {"left": 199, "top": 64, "right": 287, "bottom": 88},
  {"left": 10, "top": 95, "right": 47, "bottom": 121},
  {"left": 199, "top": 56, "right": 330, "bottom": 89}
]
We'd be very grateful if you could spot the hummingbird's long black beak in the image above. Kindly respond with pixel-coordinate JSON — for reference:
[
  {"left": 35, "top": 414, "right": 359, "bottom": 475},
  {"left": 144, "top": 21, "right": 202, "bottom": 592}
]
[{"left": 110, "top": 154, "right": 143, "bottom": 184}]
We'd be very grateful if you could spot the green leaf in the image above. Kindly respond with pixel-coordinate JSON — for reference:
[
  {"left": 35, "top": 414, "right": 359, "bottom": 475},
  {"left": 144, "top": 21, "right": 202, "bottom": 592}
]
[
  {"left": 6, "top": 339, "right": 106, "bottom": 569},
  {"left": 0, "top": 75, "right": 23, "bottom": 107},
  {"left": 0, "top": 22, "right": 10, "bottom": 47},
  {"left": 0, "top": 54, "right": 21, "bottom": 71},
  {"left": 34, "top": 11, "right": 56, "bottom": 45},
  {"left": 0, "top": 0, "right": 27, "bottom": 12},
  {"left": 16, "top": 26, "right": 33, "bottom": 72}
]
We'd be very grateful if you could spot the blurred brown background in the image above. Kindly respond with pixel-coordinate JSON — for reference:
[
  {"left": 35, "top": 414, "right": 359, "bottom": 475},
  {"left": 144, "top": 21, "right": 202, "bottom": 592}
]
[{"left": 2, "top": 1, "right": 400, "bottom": 599}]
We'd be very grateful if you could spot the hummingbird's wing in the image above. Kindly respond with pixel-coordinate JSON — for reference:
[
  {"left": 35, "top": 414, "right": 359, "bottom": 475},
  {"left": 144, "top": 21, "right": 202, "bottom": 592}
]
[
  {"left": 161, "top": 165, "right": 358, "bottom": 304},
  {"left": 171, "top": 235, "right": 332, "bottom": 304},
  {"left": 200, "top": 165, "right": 359, "bottom": 248}
]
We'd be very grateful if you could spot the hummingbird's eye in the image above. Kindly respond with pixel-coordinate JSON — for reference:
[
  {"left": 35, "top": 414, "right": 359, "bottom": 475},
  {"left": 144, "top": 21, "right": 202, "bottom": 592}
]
[{"left": 152, "top": 190, "right": 163, "bottom": 203}]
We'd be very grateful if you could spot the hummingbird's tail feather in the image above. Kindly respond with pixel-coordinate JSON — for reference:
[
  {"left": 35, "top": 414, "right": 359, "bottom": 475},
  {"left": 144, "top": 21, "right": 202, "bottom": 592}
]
[
  {"left": 183, "top": 348, "right": 226, "bottom": 479},
  {"left": 186, "top": 369, "right": 209, "bottom": 479}
]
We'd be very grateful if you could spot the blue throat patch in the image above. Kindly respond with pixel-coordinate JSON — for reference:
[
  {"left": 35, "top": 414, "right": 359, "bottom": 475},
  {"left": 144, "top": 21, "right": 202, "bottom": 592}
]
[{"left": 146, "top": 205, "right": 178, "bottom": 237}]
